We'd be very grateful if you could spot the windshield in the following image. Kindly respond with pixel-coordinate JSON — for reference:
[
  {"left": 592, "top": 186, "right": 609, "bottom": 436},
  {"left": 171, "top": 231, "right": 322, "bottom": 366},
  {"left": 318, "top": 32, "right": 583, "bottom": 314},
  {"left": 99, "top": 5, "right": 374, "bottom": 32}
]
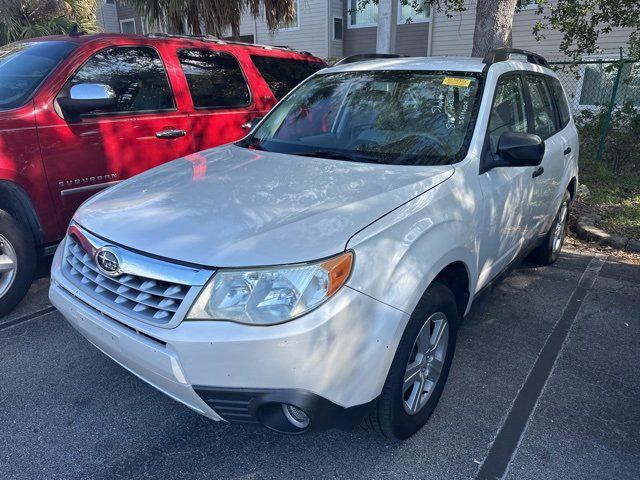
[
  {"left": 244, "top": 70, "right": 482, "bottom": 165},
  {"left": 0, "top": 41, "right": 77, "bottom": 111}
]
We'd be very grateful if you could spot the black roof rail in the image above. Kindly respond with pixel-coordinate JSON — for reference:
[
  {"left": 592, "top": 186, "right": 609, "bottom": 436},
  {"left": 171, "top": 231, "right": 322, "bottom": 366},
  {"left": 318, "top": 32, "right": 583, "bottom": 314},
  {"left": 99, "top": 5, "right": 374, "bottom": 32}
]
[
  {"left": 483, "top": 48, "right": 549, "bottom": 67},
  {"left": 68, "top": 25, "right": 86, "bottom": 37},
  {"left": 334, "top": 53, "right": 406, "bottom": 66}
]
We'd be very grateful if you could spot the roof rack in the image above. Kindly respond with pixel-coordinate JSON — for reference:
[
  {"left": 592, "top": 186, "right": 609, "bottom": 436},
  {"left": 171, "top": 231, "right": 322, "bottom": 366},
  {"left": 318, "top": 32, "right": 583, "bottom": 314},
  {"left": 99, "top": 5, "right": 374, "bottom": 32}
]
[
  {"left": 483, "top": 48, "right": 548, "bottom": 67},
  {"left": 334, "top": 53, "right": 407, "bottom": 66},
  {"left": 144, "top": 33, "right": 313, "bottom": 56},
  {"left": 68, "top": 25, "right": 86, "bottom": 37}
]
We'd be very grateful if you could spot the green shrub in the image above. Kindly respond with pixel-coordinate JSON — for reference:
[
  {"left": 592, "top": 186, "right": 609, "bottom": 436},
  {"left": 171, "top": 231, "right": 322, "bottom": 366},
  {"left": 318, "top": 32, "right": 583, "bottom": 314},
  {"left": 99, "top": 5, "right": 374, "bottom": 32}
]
[{"left": 575, "top": 102, "right": 640, "bottom": 173}]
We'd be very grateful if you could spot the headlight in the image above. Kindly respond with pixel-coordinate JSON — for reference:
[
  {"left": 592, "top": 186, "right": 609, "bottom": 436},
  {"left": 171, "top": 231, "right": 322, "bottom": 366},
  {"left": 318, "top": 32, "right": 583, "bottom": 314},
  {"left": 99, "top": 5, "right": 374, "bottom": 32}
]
[{"left": 186, "top": 251, "right": 353, "bottom": 325}]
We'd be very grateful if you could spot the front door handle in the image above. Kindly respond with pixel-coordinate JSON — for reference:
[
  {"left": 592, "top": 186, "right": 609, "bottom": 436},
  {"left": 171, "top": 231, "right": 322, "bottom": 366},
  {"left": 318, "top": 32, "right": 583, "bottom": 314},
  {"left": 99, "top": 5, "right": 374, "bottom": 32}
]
[
  {"left": 156, "top": 129, "right": 187, "bottom": 139},
  {"left": 563, "top": 147, "right": 572, "bottom": 155},
  {"left": 532, "top": 166, "right": 544, "bottom": 178}
]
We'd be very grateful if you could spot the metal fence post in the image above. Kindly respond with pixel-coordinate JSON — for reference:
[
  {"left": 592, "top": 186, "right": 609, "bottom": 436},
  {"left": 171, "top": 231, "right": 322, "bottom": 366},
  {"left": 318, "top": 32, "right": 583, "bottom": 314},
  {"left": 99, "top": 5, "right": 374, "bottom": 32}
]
[{"left": 595, "top": 48, "right": 625, "bottom": 163}]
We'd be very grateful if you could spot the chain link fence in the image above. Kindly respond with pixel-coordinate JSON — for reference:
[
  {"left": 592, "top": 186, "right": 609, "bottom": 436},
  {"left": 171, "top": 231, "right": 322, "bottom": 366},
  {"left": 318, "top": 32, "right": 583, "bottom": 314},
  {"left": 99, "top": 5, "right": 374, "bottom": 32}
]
[{"left": 548, "top": 52, "right": 640, "bottom": 171}]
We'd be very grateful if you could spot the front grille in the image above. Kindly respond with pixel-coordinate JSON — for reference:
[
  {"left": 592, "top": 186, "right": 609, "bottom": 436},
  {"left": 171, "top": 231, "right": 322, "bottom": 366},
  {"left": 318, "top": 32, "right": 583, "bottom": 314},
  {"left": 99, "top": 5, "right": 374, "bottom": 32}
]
[{"left": 63, "top": 235, "right": 189, "bottom": 325}]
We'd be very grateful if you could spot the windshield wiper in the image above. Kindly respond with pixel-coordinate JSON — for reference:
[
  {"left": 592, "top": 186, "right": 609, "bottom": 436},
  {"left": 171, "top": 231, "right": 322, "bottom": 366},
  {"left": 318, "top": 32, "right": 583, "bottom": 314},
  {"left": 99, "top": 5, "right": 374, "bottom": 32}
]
[
  {"left": 242, "top": 136, "right": 268, "bottom": 151},
  {"left": 288, "top": 150, "right": 382, "bottom": 163}
]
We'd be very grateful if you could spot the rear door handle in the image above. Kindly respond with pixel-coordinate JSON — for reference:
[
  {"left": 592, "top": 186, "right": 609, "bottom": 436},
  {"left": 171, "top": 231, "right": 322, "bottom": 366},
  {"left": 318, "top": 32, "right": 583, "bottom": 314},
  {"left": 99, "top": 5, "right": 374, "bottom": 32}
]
[
  {"left": 156, "top": 129, "right": 187, "bottom": 139},
  {"left": 532, "top": 166, "right": 544, "bottom": 178},
  {"left": 563, "top": 147, "right": 572, "bottom": 155}
]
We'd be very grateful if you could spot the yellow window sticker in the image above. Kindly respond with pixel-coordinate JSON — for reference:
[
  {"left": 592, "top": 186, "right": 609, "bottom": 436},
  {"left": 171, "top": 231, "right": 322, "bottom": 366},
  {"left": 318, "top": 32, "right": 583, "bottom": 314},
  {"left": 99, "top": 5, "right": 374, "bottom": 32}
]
[{"left": 442, "top": 77, "right": 472, "bottom": 88}]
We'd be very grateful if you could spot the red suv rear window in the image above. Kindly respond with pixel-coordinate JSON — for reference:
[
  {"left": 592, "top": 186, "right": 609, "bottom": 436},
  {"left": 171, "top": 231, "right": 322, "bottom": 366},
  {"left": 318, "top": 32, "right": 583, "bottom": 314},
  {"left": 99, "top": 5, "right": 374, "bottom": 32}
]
[{"left": 250, "top": 55, "right": 324, "bottom": 100}]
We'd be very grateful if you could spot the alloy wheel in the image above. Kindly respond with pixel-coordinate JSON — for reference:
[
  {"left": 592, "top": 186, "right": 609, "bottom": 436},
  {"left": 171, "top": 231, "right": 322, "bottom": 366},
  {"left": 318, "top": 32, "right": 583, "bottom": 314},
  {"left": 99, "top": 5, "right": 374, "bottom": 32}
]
[
  {"left": 0, "top": 234, "right": 18, "bottom": 298},
  {"left": 552, "top": 201, "right": 569, "bottom": 253},
  {"left": 402, "top": 312, "right": 449, "bottom": 415}
]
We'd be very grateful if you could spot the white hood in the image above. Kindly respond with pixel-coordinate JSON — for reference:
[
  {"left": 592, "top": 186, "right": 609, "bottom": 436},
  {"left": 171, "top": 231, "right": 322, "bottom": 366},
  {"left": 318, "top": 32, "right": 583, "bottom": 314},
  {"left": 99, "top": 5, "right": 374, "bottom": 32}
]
[{"left": 74, "top": 145, "right": 454, "bottom": 267}]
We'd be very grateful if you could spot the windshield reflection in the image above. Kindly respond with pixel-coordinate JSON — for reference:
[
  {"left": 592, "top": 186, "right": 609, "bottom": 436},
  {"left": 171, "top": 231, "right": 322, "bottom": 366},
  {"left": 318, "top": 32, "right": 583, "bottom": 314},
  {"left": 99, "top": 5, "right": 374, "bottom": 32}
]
[{"left": 242, "top": 71, "right": 482, "bottom": 166}]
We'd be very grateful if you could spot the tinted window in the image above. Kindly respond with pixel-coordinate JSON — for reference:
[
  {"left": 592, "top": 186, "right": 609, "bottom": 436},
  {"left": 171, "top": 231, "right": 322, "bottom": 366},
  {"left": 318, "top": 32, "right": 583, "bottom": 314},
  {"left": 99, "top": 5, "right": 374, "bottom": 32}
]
[
  {"left": 64, "top": 47, "right": 173, "bottom": 114},
  {"left": 0, "top": 41, "right": 76, "bottom": 111},
  {"left": 549, "top": 76, "right": 570, "bottom": 128},
  {"left": 250, "top": 55, "right": 324, "bottom": 100},
  {"left": 488, "top": 75, "right": 529, "bottom": 153},
  {"left": 526, "top": 75, "right": 557, "bottom": 138},
  {"left": 178, "top": 49, "right": 250, "bottom": 108},
  {"left": 247, "top": 71, "right": 481, "bottom": 166}
]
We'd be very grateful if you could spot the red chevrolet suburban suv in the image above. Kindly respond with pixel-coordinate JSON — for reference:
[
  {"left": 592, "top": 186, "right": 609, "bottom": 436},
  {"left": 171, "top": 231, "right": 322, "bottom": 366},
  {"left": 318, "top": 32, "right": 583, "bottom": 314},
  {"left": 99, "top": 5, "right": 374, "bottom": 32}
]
[{"left": 0, "top": 33, "right": 325, "bottom": 315}]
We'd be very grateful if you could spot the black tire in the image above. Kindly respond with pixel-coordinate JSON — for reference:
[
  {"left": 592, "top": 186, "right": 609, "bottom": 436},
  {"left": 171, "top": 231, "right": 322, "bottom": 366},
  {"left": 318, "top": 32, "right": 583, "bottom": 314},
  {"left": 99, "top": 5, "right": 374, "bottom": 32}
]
[
  {"left": 0, "top": 209, "right": 36, "bottom": 317},
  {"left": 528, "top": 190, "right": 571, "bottom": 266},
  {"left": 364, "top": 282, "right": 459, "bottom": 439}
]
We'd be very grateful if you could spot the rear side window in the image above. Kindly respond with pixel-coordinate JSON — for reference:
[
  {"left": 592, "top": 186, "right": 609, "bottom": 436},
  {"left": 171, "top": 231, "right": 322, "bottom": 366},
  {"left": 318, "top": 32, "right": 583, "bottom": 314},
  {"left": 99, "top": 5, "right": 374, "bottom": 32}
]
[
  {"left": 250, "top": 55, "right": 324, "bottom": 100},
  {"left": 488, "top": 75, "right": 529, "bottom": 153},
  {"left": 63, "top": 46, "right": 173, "bottom": 114},
  {"left": 526, "top": 75, "right": 557, "bottom": 139},
  {"left": 0, "top": 41, "right": 76, "bottom": 111},
  {"left": 548, "top": 76, "right": 571, "bottom": 129},
  {"left": 178, "top": 49, "right": 250, "bottom": 109}
]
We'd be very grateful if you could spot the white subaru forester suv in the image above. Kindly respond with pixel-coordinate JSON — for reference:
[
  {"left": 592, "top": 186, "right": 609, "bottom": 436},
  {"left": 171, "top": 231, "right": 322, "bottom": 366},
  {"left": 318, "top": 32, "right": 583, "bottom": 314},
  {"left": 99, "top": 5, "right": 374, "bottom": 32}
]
[{"left": 50, "top": 48, "right": 578, "bottom": 439}]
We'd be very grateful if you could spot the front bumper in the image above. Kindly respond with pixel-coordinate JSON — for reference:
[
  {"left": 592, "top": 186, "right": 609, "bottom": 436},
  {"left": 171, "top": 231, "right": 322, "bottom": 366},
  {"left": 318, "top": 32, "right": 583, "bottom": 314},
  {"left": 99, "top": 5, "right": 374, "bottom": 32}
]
[{"left": 50, "top": 243, "right": 409, "bottom": 431}]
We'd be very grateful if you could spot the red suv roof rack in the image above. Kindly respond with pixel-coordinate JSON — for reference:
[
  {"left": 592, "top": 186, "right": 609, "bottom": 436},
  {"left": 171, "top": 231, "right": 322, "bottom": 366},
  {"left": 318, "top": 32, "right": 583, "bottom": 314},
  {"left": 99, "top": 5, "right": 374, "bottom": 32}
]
[{"left": 144, "top": 33, "right": 313, "bottom": 56}]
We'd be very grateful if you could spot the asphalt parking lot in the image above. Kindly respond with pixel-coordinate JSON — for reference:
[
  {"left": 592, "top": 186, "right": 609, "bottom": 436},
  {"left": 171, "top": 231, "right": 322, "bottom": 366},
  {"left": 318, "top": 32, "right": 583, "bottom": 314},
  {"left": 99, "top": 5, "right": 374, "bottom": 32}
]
[{"left": 1, "top": 247, "right": 639, "bottom": 480}]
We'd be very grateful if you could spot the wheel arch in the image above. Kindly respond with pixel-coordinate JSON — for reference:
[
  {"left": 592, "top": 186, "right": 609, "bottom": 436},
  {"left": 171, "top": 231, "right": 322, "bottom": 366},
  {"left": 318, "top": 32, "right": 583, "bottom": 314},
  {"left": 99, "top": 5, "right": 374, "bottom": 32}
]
[
  {"left": 431, "top": 261, "right": 471, "bottom": 321},
  {"left": 567, "top": 177, "right": 577, "bottom": 200},
  {"left": 0, "top": 180, "right": 43, "bottom": 248}
]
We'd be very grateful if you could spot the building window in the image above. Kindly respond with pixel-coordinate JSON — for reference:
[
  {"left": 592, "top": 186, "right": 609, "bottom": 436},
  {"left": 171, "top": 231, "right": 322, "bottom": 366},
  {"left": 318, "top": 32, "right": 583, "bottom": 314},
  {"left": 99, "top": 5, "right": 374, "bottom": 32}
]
[
  {"left": 119, "top": 18, "right": 136, "bottom": 34},
  {"left": 333, "top": 17, "right": 343, "bottom": 40},
  {"left": 399, "top": 0, "right": 430, "bottom": 24},
  {"left": 349, "top": 1, "right": 430, "bottom": 28},
  {"left": 278, "top": 0, "right": 300, "bottom": 30},
  {"left": 105, "top": 0, "right": 115, "bottom": 4},
  {"left": 348, "top": 0, "right": 377, "bottom": 28}
]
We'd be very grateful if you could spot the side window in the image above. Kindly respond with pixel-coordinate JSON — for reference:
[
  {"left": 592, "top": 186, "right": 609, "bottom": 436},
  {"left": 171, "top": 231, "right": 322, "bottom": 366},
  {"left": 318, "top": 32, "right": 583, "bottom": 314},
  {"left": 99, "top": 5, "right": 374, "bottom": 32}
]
[
  {"left": 488, "top": 75, "right": 529, "bottom": 153},
  {"left": 250, "top": 55, "right": 324, "bottom": 100},
  {"left": 548, "top": 77, "right": 571, "bottom": 129},
  {"left": 63, "top": 47, "right": 173, "bottom": 114},
  {"left": 178, "top": 49, "right": 250, "bottom": 109},
  {"left": 526, "top": 75, "right": 557, "bottom": 139}
]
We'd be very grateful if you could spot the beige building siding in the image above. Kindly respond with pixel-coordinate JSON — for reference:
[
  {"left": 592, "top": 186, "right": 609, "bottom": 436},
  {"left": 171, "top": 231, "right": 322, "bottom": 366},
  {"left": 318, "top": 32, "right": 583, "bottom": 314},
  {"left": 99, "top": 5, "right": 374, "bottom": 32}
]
[
  {"left": 115, "top": 1, "right": 146, "bottom": 35},
  {"left": 329, "top": 0, "right": 344, "bottom": 58},
  {"left": 241, "top": 0, "right": 330, "bottom": 58},
  {"left": 429, "top": 0, "right": 476, "bottom": 57},
  {"left": 343, "top": 3, "right": 430, "bottom": 58},
  {"left": 431, "top": 1, "right": 633, "bottom": 59},
  {"left": 96, "top": 1, "right": 120, "bottom": 33},
  {"left": 511, "top": 8, "right": 633, "bottom": 60}
]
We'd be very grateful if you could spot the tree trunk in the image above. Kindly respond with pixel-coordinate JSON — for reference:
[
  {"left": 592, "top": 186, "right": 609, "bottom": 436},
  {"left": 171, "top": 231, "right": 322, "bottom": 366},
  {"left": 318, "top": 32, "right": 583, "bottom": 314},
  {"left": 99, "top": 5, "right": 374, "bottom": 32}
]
[
  {"left": 471, "top": 0, "right": 518, "bottom": 58},
  {"left": 232, "top": 23, "right": 240, "bottom": 41}
]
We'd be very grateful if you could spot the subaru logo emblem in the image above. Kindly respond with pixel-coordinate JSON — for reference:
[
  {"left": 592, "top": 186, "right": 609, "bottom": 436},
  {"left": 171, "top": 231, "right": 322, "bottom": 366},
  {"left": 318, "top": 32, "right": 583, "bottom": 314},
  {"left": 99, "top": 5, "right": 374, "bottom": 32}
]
[{"left": 95, "top": 248, "right": 121, "bottom": 276}]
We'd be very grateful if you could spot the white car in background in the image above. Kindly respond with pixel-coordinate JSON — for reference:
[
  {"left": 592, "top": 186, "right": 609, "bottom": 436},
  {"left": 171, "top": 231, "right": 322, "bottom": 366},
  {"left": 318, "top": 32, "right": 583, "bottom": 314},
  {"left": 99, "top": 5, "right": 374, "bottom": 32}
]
[{"left": 50, "top": 48, "right": 578, "bottom": 439}]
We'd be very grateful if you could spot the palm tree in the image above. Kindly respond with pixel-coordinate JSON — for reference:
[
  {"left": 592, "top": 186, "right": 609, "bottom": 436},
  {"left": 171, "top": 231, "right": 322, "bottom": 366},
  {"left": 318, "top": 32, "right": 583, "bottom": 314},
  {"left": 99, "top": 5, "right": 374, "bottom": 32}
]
[
  {"left": 0, "top": 0, "right": 99, "bottom": 46},
  {"left": 127, "top": 0, "right": 296, "bottom": 39}
]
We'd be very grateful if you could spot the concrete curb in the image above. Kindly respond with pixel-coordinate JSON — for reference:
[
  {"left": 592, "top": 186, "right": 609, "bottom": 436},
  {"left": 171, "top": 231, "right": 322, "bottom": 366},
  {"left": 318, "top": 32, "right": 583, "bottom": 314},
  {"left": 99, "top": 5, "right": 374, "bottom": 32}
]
[{"left": 574, "top": 214, "right": 640, "bottom": 253}]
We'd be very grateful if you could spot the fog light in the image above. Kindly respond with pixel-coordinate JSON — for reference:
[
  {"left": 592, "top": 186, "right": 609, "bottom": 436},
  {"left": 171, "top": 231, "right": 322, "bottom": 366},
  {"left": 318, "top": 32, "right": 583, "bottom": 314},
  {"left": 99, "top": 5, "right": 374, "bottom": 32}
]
[{"left": 282, "top": 404, "right": 310, "bottom": 429}]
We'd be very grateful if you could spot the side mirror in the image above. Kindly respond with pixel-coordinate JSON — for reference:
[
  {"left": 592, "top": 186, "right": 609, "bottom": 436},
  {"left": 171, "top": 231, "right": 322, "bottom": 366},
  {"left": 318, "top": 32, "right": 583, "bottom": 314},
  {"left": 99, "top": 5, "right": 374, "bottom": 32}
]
[
  {"left": 58, "top": 83, "right": 117, "bottom": 116},
  {"left": 242, "top": 116, "right": 263, "bottom": 132},
  {"left": 492, "top": 132, "right": 545, "bottom": 168}
]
